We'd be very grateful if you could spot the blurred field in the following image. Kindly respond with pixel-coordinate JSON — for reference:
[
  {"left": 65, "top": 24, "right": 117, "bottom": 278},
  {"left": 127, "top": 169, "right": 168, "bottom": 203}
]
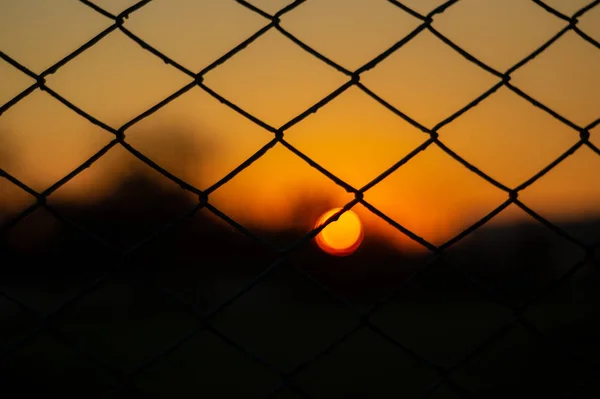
[{"left": 1, "top": 173, "right": 599, "bottom": 398}]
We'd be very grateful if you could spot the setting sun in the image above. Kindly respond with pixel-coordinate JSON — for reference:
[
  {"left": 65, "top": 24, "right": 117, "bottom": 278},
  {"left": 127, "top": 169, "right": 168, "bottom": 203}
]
[{"left": 314, "top": 208, "right": 364, "bottom": 256}]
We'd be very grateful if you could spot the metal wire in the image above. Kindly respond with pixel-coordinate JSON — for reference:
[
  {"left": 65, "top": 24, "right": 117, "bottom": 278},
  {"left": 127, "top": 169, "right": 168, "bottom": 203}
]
[{"left": 1, "top": 0, "right": 599, "bottom": 397}]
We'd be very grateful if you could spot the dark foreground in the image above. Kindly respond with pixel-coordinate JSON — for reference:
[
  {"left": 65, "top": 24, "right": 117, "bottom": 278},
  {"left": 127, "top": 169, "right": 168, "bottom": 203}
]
[{"left": 1, "top": 175, "right": 599, "bottom": 398}]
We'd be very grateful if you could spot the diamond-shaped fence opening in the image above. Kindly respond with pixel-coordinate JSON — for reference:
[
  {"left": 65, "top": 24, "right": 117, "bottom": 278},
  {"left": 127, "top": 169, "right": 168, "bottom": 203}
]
[{"left": 1, "top": 0, "right": 599, "bottom": 397}]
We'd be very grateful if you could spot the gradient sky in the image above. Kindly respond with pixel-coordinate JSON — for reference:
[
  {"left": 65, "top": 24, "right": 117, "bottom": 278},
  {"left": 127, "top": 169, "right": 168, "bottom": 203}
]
[{"left": 1, "top": 0, "right": 599, "bottom": 249}]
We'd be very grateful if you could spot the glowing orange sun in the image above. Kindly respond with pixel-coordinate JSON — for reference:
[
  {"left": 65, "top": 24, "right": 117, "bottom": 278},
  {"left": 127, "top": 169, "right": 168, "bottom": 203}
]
[{"left": 314, "top": 208, "right": 363, "bottom": 256}]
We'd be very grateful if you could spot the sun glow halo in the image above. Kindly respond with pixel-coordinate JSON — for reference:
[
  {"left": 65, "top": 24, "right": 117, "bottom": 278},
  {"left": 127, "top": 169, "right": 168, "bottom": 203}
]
[{"left": 314, "top": 208, "right": 363, "bottom": 256}]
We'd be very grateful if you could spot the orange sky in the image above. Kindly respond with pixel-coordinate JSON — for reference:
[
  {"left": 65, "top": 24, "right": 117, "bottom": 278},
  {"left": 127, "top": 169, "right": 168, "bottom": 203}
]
[{"left": 1, "top": 0, "right": 599, "bottom": 250}]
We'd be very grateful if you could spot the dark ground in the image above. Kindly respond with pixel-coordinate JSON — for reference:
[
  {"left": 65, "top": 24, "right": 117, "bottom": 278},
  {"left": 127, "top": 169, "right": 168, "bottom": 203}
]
[{"left": 1, "top": 173, "right": 599, "bottom": 398}]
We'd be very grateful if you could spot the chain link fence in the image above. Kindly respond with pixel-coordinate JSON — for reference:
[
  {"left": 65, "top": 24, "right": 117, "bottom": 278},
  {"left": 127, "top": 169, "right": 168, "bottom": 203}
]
[{"left": 1, "top": 0, "right": 600, "bottom": 397}]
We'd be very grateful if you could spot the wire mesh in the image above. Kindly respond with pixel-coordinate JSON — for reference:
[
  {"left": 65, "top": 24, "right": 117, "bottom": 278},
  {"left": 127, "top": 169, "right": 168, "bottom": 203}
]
[{"left": 1, "top": 0, "right": 599, "bottom": 397}]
